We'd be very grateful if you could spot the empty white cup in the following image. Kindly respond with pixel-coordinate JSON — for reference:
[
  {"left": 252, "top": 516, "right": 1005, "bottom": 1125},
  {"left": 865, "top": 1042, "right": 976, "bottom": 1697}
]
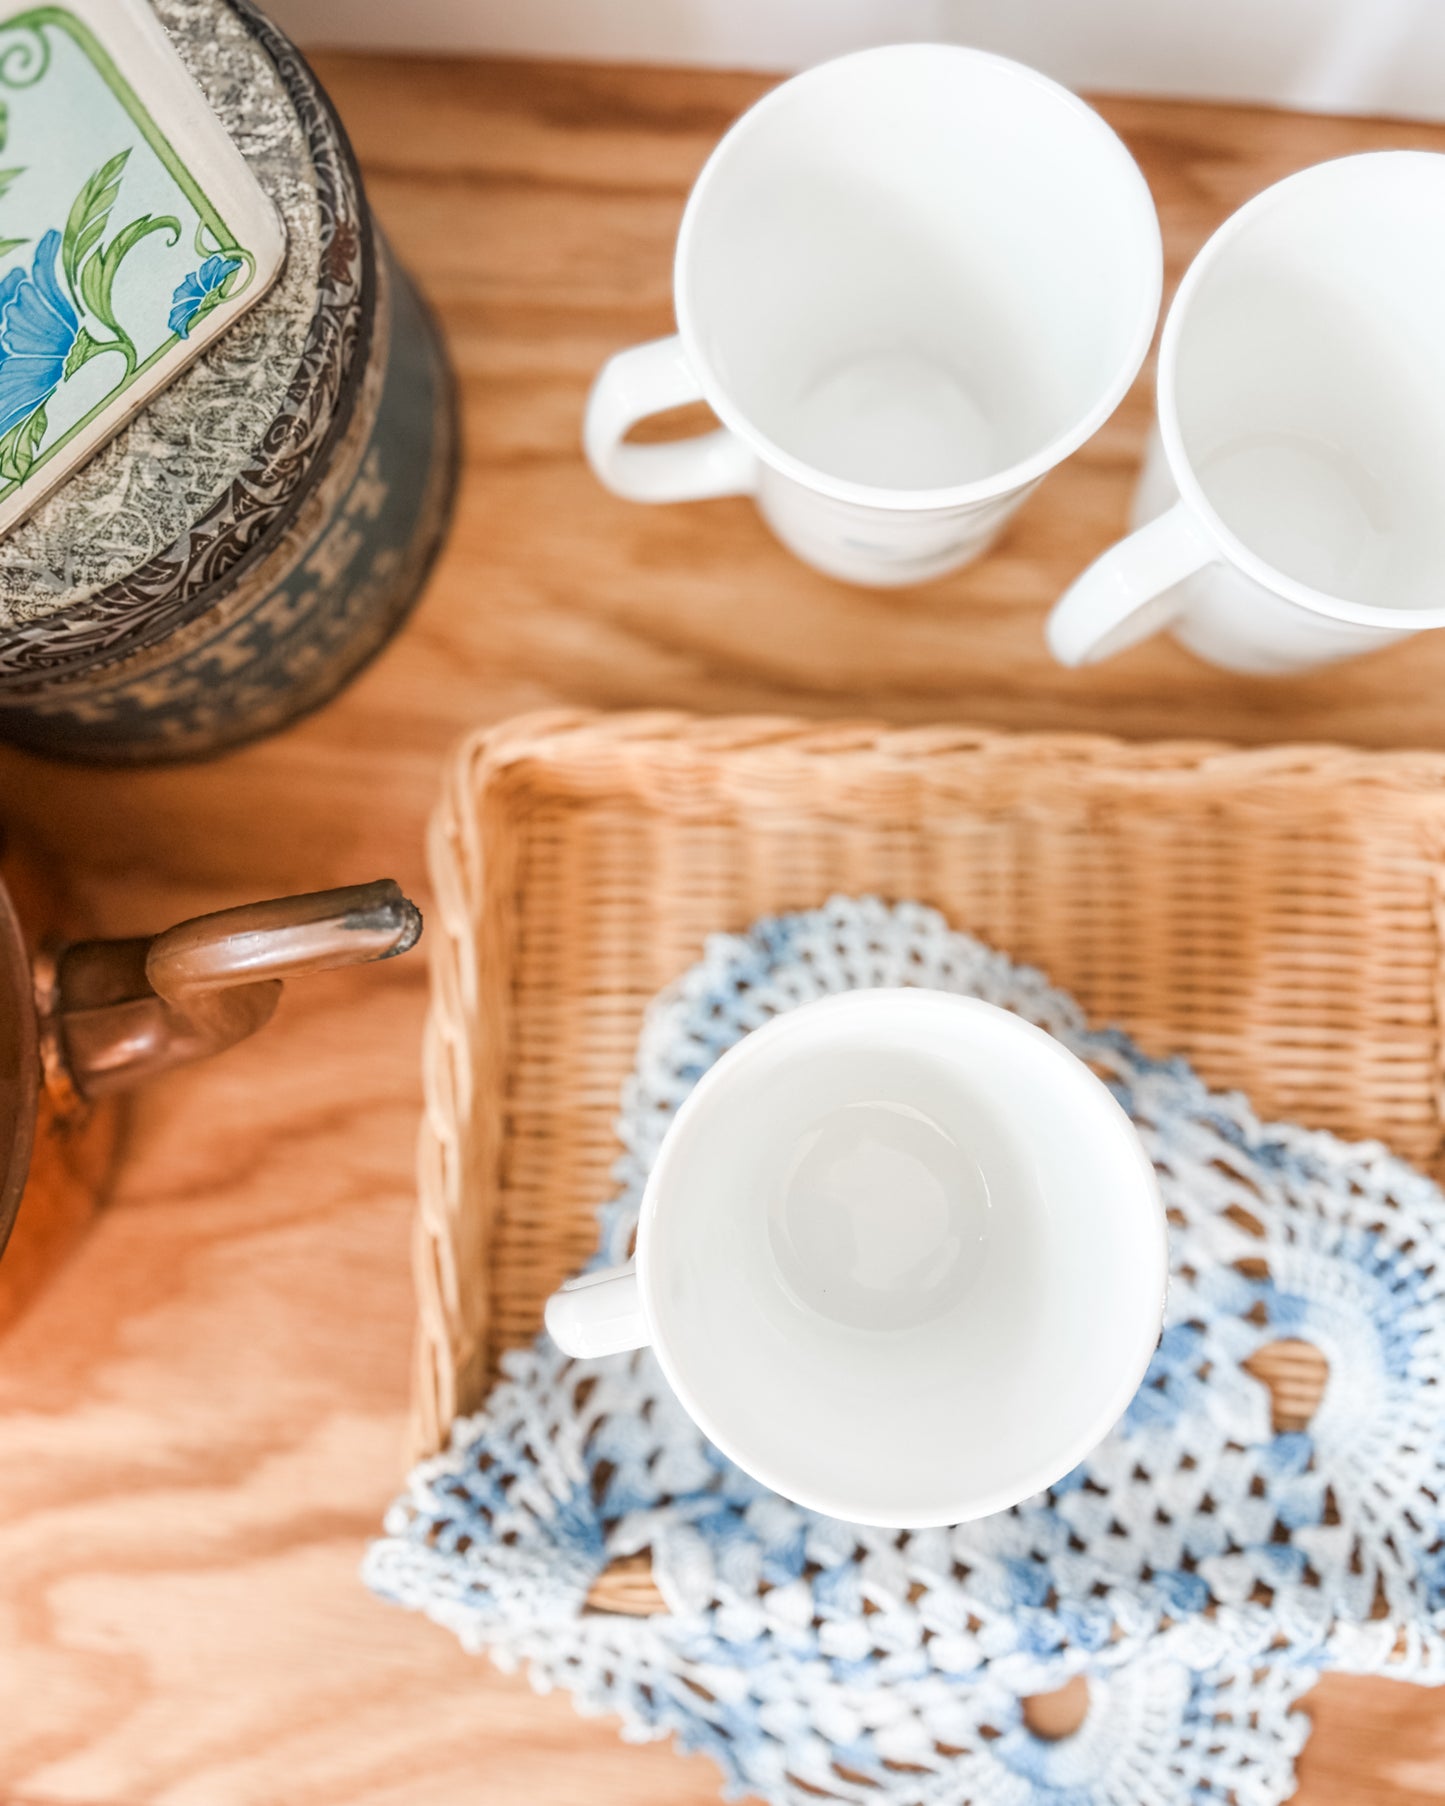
[
  {"left": 584, "top": 45, "right": 1162, "bottom": 588},
  {"left": 545, "top": 990, "right": 1167, "bottom": 1528},
  {"left": 1049, "top": 152, "right": 1445, "bottom": 674}
]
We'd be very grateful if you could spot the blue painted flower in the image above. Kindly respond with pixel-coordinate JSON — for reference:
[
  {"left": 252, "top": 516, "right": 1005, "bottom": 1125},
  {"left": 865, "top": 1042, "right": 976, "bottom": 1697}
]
[
  {"left": 167, "top": 253, "right": 240, "bottom": 339},
  {"left": 0, "top": 229, "right": 78, "bottom": 438}
]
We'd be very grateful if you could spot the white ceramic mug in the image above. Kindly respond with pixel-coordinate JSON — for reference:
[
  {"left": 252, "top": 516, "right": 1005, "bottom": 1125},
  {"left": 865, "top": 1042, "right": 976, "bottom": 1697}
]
[
  {"left": 1049, "top": 152, "right": 1445, "bottom": 674},
  {"left": 545, "top": 989, "right": 1167, "bottom": 1528},
  {"left": 583, "top": 44, "right": 1162, "bottom": 589}
]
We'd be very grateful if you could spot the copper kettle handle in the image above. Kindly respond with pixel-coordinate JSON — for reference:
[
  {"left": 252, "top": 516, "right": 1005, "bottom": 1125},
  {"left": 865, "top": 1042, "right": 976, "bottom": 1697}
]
[{"left": 35, "top": 879, "right": 422, "bottom": 1104}]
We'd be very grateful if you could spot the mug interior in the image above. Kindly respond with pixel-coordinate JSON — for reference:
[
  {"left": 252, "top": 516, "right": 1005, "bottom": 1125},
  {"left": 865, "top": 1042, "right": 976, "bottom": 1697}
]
[
  {"left": 640, "top": 990, "right": 1165, "bottom": 1526},
  {"left": 1167, "top": 152, "right": 1445, "bottom": 613},
  {"left": 677, "top": 45, "right": 1160, "bottom": 503}
]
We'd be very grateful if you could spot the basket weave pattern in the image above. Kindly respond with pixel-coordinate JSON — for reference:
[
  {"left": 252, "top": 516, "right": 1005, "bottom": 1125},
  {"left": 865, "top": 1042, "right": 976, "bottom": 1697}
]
[{"left": 413, "top": 711, "right": 1445, "bottom": 1464}]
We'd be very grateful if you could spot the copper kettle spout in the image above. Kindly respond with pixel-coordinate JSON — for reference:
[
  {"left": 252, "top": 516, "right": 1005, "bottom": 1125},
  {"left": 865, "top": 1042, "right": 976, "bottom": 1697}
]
[{"left": 37, "top": 880, "right": 422, "bottom": 1104}]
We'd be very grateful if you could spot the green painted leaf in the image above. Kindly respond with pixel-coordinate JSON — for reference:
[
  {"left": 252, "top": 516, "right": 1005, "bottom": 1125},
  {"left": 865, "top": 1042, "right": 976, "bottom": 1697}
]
[
  {"left": 78, "top": 243, "right": 105, "bottom": 318},
  {"left": 20, "top": 403, "right": 47, "bottom": 467},
  {"left": 0, "top": 167, "right": 24, "bottom": 202},
  {"left": 62, "top": 148, "right": 130, "bottom": 299},
  {"left": 62, "top": 325, "right": 110, "bottom": 381},
  {"left": 0, "top": 402, "right": 47, "bottom": 484},
  {"left": 72, "top": 214, "right": 105, "bottom": 274},
  {"left": 0, "top": 235, "right": 27, "bottom": 262},
  {"left": 86, "top": 212, "right": 180, "bottom": 334},
  {"left": 0, "top": 100, "right": 9, "bottom": 157}
]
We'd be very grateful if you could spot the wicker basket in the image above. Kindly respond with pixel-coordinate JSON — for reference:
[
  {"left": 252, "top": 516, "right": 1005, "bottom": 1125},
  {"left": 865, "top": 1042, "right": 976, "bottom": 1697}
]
[{"left": 412, "top": 710, "right": 1445, "bottom": 1605}]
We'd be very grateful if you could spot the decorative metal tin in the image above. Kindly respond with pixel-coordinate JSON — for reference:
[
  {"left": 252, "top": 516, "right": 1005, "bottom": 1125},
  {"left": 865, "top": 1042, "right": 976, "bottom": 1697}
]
[{"left": 0, "top": 0, "right": 457, "bottom": 762}]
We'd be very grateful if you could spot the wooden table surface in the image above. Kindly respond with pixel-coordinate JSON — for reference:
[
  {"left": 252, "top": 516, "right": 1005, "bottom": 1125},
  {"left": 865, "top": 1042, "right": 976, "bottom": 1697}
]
[{"left": 3, "top": 52, "right": 1445, "bottom": 1806}]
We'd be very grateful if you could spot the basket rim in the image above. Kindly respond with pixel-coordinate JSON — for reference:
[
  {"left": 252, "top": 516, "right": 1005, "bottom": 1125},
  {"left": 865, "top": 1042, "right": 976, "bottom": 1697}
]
[{"left": 410, "top": 708, "right": 1445, "bottom": 1460}]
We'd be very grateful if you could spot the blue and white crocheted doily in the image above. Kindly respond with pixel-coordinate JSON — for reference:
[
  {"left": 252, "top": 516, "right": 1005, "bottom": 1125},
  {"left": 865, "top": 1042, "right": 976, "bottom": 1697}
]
[{"left": 367, "top": 897, "right": 1445, "bottom": 1805}]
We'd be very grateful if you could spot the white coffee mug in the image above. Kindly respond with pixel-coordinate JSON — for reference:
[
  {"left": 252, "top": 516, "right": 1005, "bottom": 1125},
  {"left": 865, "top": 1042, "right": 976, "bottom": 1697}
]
[
  {"left": 1049, "top": 152, "right": 1445, "bottom": 674},
  {"left": 583, "top": 44, "right": 1162, "bottom": 589},
  {"left": 545, "top": 989, "right": 1167, "bottom": 1528}
]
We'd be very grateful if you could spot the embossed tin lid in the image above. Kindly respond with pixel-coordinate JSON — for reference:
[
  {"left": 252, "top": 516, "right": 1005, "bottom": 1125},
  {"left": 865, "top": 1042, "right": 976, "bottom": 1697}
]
[{"left": 0, "top": 0, "right": 374, "bottom": 684}]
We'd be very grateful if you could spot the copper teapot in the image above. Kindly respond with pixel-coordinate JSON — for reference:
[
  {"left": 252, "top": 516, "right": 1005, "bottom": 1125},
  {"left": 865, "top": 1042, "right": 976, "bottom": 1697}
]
[{"left": 0, "top": 863, "right": 421, "bottom": 1297}]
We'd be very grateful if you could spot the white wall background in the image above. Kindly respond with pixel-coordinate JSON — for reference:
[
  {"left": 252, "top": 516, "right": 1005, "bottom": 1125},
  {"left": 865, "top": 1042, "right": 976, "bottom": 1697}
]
[{"left": 266, "top": 0, "right": 1445, "bottom": 121}]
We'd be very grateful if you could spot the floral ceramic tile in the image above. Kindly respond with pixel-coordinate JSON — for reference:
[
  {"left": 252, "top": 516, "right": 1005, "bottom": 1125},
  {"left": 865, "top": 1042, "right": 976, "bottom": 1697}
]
[{"left": 0, "top": 0, "right": 285, "bottom": 539}]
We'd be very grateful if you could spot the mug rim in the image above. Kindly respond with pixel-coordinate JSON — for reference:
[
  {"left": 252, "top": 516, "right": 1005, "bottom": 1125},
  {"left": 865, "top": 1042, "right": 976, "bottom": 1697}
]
[
  {"left": 1157, "top": 149, "right": 1445, "bottom": 631},
  {"left": 632, "top": 986, "right": 1169, "bottom": 1527},
  {"left": 672, "top": 43, "right": 1164, "bottom": 516}
]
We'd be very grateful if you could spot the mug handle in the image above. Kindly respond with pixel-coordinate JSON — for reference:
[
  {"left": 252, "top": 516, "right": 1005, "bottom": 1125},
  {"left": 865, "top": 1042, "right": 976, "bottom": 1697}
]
[
  {"left": 1047, "top": 502, "right": 1217, "bottom": 666},
  {"left": 583, "top": 335, "right": 757, "bottom": 503},
  {"left": 545, "top": 1261, "right": 649, "bottom": 1358}
]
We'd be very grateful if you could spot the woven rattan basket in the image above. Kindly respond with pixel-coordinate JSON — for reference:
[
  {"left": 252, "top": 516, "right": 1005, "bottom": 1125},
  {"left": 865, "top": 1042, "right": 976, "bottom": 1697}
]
[{"left": 413, "top": 710, "right": 1445, "bottom": 1608}]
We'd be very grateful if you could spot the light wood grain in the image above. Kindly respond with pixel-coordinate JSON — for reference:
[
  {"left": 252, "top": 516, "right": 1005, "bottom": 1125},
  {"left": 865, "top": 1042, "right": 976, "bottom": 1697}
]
[{"left": 2, "top": 53, "right": 1445, "bottom": 1806}]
